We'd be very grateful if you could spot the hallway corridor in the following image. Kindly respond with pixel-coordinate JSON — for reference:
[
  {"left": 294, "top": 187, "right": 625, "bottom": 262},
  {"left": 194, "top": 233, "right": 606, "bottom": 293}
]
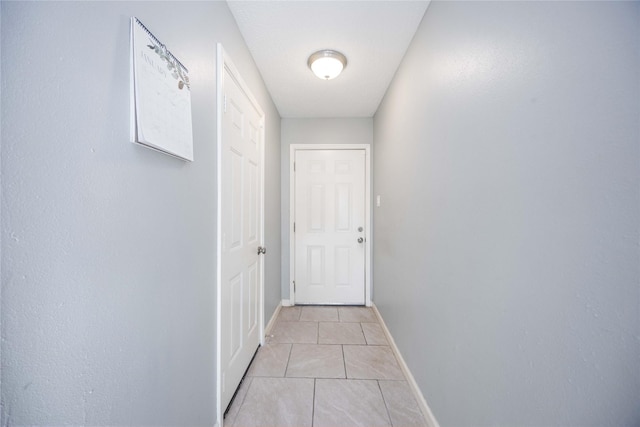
[{"left": 224, "top": 306, "right": 427, "bottom": 427}]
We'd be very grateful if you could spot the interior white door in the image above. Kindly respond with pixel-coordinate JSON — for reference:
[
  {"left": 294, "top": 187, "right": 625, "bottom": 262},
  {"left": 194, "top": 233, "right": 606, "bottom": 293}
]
[
  {"left": 220, "top": 62, "right": 263, "bottom": 412},
  {"left": 294, "top": 149, "right": 366, "bottom": 305}
]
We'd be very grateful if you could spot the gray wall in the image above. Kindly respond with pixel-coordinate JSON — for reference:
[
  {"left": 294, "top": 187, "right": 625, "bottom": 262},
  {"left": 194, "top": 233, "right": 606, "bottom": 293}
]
[
  {"left": 373, "top": 2, "right": 639, "bottom": 426},
  {"left": 280, "top": 118, "right": 373, "bottom": 300},
  {"left": 1, "top": 2, "right": 280, "bottom": 425}
]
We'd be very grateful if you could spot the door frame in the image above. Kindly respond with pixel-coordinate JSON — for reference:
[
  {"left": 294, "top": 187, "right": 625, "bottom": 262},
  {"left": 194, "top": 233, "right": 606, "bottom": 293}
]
[
  {"left": 289, "top": 144, "right": 372, "bottom": 307},
  {"left": 216, "top": 43, "right": 265, "bottom": 427}
]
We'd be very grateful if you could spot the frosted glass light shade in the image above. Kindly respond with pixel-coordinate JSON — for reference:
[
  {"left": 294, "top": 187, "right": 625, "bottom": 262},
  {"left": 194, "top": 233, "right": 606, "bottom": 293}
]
[{"left": 308, "top": 50, "right": 347, "bottom": 80}]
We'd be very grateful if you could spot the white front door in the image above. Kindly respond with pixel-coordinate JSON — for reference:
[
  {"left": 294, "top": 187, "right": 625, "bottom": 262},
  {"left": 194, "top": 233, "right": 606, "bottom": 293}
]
[
  {"left": 293, "top": 149, "right": 366, "bottom": 305},
  {"left": 218, "top": 48, "right": 264, "bottom": 414}
]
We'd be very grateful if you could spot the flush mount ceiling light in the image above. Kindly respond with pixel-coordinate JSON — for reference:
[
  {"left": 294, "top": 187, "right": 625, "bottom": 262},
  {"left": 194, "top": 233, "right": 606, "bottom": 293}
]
[{"left": 308, "top": 50, "right": 347, "bottom": 80}]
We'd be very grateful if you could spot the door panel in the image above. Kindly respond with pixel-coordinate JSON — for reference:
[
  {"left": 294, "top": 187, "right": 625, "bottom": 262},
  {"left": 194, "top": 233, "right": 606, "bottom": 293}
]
[
  {"left": 221, "top": 65, "right": 263, "bottom": 412},
  {"left": 294, "top": 150, "right": 365, "bottom": 305},
  {"left": 335, "top": 183, "right": 351, "bottom": 231},
  {"left": 335, "top": 246, "right": 351, "bottom": 286}
]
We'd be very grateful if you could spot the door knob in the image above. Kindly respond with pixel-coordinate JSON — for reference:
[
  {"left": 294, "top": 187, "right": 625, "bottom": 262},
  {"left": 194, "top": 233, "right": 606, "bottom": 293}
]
[
  {"left": 357, "top": 237, "right": 364, "bottom": 243},
  {"left": 257, "top": 246, "right": 266, "bottom": 255}
]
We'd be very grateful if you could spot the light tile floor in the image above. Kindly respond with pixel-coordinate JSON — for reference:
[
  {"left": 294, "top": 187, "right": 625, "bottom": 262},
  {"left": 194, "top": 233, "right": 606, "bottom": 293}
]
[{"left": 224, "top": 306, "right": 427, "bottom": 427}]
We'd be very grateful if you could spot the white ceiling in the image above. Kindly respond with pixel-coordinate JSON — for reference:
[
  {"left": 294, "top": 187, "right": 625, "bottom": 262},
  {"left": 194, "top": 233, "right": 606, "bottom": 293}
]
[{"left": 227, "top": 1, "right": 430, "bottom": 118}]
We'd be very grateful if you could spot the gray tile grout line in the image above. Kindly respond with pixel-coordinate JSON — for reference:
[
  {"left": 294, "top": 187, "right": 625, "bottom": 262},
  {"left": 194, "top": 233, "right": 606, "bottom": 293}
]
[
  {"left": 227, "top": 376, "right": 253, "bottom": 427},
  {"left": 377, "top": 379, "right": 395, "bottom": 427},
  {"left": 245, "top": 374, "right": 407, "bottom": 382},
  {"left": 283, "top": 342, "right": 294, "bottom": 378},
  {"left": 341, "top": 344, "right": 348, "bottom": 379},
  {"left": 311, "top": 378, "right": 317, "bottom": 427},
  {"left": 360, "top": 321, "right": 368, "bottom": 345}
]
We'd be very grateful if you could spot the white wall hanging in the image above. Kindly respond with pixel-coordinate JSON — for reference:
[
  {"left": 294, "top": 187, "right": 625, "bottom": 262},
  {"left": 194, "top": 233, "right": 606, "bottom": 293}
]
[{"left": 130, "top": 17, "right": 194, "bottom": 161}]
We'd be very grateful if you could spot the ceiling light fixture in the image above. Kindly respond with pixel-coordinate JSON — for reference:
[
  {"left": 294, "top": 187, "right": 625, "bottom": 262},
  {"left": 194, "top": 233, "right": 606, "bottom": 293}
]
[{"left": 308, "top": 50, "right": 347, "bottom": 80}]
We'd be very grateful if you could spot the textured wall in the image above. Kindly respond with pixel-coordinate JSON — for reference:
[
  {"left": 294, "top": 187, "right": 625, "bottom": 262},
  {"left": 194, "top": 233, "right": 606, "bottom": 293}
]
[
  {"left": 373, "top": 2, "right": 639, "bottom": 426},
  {"left": 1, "top": 1, "right": 280, "bottom": 425},
  {"left": 264, "top": 96, "right": 283, "bottom": 330},
  {"left": 280, "top": 118, "right": 373, "bottom": 300}
]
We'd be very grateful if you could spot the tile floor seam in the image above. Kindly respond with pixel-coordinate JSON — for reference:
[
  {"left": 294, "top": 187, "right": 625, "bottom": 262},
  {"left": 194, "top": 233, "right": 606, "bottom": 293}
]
[
  {"left": 311, "top": 378, "right": 317, "bottom": 427},
  {"left": 226, "top": 376, "right": 252, "bottom": 427},
  {"left": 359, "top": 321, "right": 367, "bottom": 345},
  {"left": 246, "top": 374, "right": 303, "bottom": 379},
  {"left": 283, "top": 343, "right": 293, "bottom": 377},
  {"left": 377, "top": 379, "right": 395, "bottom": 427}
]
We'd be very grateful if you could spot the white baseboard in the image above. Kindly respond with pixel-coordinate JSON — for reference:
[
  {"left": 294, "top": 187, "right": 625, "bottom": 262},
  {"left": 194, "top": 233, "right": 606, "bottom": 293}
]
[
  {"left": 372, "top": 303, "right": 440, "bottom": 427},
  {"left": 281, "top": 299, "right": 292, "bottom": 307},
  {"left": 264, "top": 302, "right": 283, "bottom": 336}
]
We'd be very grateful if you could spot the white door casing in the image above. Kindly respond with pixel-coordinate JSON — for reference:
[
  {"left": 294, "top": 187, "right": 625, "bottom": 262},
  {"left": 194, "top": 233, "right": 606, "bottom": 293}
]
[
  {"left": 290, "top": 146, "right": 371, "bottom": 305},
  {"left": 216, "top": 45, "right": 265, "bottom": 425}
]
